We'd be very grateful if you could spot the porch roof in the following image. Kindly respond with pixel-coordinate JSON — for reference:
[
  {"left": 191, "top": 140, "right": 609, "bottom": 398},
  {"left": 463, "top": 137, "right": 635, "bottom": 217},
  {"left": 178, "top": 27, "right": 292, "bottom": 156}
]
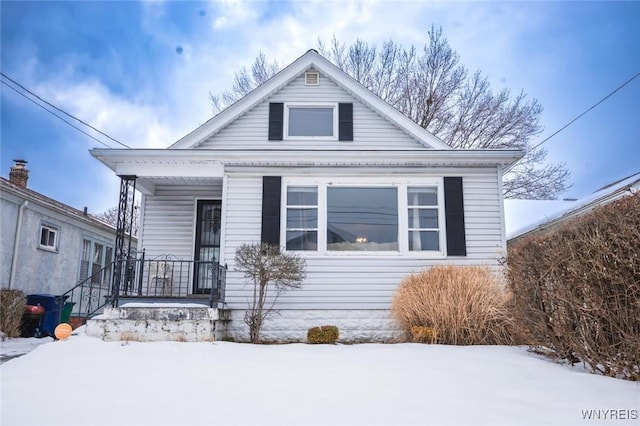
[{"left": 91, "top": 148, "right": 524, "bottom": 194}]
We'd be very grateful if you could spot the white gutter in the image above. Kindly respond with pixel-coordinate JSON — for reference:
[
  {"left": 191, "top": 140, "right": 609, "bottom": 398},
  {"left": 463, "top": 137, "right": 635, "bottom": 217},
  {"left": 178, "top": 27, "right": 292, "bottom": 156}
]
[
  {"left": 90, "top": 148, "right": 525, "bottom": 171},
  {"left": 9, "top": 200, "right": 28, "bottom": 289}
]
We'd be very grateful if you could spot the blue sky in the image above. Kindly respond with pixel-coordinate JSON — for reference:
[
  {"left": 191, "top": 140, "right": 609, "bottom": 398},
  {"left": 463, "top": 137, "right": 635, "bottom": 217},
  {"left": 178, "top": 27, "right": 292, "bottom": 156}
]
[{"left": 1, "top": 1, "right": 639, "bottom": 214}]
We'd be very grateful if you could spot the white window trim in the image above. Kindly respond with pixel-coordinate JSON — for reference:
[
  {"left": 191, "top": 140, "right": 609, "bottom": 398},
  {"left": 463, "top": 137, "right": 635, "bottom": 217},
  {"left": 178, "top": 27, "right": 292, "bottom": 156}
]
[
  {"left": 38, "top": 223, "right": 59, "bottom": 252},
  {"left": 281, "top": 177, "right": 446, "bottom": 258},
  {"left": 283, "top": 102, "right": 338, "bottom": 141}
]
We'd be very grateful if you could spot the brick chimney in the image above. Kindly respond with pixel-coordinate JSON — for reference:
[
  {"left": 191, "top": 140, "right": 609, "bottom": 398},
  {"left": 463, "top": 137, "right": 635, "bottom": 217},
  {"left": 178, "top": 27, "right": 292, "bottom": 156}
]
[{"left": 9, "top": 159, "right": 29, "bottom": 188}]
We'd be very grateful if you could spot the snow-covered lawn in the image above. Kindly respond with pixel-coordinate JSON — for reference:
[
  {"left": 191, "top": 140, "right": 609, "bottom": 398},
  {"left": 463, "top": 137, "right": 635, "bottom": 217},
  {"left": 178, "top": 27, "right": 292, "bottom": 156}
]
[{"left": 1, "top": 329, "right": 638, "bottom": 426}]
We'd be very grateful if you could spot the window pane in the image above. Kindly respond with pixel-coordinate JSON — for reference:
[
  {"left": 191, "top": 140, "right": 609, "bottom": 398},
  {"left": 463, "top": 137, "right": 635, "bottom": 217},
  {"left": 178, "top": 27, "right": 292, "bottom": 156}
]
[
  {"left": 48, "top": 230, "right": 56, "bottom": 246},
  {"left": 327, "top": 187, "right": 398, "bottom": 251},
  {"left": 287, "top": 186, "right": 318, "bottom": 206},
  {"left": 82, "top": 240, "right": 91, "bottom": 261},
  {"left": 40, "top": 229, "right": 48, "bottom": 246},
  {"left": 286, "top": 231, "right": 317, "bottom": 251},
  {"left": 408, "top": 231, "right": 439, "bottom": 251},
  {"left": 408, "top": 187, "right": 437, "bottom": 206},
  {"left": 288, "top": 107, "right": 333, "bottom": 137},
  {"left": 287, "top": 208, "right": 318, "bottom": 229},
  {"left": 408, "top": 208, "right": 438, "bottom": 229}
]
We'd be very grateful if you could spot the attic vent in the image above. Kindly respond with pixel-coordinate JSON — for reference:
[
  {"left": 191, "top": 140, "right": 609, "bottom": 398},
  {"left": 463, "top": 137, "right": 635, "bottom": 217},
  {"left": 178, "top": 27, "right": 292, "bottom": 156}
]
[{"left": 305, "top": 71, "right": 320, "bottom": 86}]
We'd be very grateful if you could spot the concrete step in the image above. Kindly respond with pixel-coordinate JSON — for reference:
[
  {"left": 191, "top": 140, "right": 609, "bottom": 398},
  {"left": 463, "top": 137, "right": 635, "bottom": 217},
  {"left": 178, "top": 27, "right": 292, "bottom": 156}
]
[{"left": 86, "top": 303, "right": 231, "bottom": 342}]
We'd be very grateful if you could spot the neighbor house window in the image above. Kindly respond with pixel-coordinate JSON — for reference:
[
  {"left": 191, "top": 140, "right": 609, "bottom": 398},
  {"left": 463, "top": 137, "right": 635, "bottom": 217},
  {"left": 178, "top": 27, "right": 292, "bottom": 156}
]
[
  {"left": 407, "top": 186, "right": 440, "bottom": 251},
  {"left": 285, "top": 103, "right": 337, "bottom": 138},
  {"left": 285, "top": 186, "right": 318, "bottom": 251},
  {"left": 39, "top": 224, "right": 58, "bottom": 251},
  {"left": 79, "top": 238, "right": 114, "bottom": 287},
  {"left": 327, "top": 187, "right": 398, "bottom": 251}
]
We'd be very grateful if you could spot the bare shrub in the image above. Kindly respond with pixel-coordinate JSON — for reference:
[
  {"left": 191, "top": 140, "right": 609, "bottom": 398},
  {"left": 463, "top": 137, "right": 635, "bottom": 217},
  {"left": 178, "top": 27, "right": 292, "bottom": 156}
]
[
  {"left": 507, "top": 193, "right": 640, "bottom": 381},
  {"left": 391, "top": 265, "right": 517, "bottom": 345},
  {"left": 235, "top": 243, "right": 306, "bottom": 343},
  {"left": 0, "top": 289, "right": 26, "bottom": 339}
]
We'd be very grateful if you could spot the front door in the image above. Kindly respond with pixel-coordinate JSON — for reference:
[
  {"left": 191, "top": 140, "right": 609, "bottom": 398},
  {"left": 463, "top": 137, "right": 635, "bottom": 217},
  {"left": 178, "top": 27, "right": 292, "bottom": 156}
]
[{"left": 193, "top": 200, "right": 222, "bottom": 294}]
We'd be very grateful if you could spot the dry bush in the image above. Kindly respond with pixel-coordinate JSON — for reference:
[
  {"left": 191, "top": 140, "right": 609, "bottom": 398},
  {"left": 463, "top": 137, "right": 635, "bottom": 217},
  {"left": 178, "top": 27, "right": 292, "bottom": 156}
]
[
  {"left": 507, "top": 193, "right": 640, "bottom": 381},
  {"left": 410, "top": 325, "right": 438, "bottom": 343},
  {"left": 0, "top": 289, "right": 26, "bottom": 339},
  {"left": 391, "top": 265, "right": 518, "bottom": 345},
  {"left": 307, "top": 325, "right": 340, "bottom": 344}
]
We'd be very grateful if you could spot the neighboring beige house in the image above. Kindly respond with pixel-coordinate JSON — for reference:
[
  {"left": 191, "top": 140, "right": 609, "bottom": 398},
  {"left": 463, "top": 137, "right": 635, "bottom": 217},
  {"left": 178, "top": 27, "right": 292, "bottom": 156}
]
[
  {"left": 90, "top": 50, "right": 523, "bottom": 341},
  {"left": 0, "top": 160, "right": 135, "bottom": 297}
]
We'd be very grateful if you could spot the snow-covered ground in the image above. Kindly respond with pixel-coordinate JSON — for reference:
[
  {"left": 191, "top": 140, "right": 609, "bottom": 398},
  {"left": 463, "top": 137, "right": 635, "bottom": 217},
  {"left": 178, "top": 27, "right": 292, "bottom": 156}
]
[
  {"left": 0, "top": 336, "right": 53, "bottom": 363},
  {"left": 1, "top": 329, "right": 638, "bottom": 426}
]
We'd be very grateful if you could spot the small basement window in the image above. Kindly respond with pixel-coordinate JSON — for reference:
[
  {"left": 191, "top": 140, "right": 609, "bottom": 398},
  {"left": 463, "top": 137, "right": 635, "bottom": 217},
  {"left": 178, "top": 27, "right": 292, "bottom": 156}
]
[
  {"left": 285, "top": 103, "right": 337, "bottom": 139},
  {"left": 39, "top": 224, "right": 59, "bottom": 251}
]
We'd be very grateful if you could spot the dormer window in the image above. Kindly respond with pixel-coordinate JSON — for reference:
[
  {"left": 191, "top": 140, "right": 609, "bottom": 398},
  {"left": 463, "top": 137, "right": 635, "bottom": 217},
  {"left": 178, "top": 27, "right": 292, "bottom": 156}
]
[
  {"left": 269, "top": 102, "right": 353, "bottom": 141},
  {"left": 285, "top": 103, "right": 337, "bottom": 139}
]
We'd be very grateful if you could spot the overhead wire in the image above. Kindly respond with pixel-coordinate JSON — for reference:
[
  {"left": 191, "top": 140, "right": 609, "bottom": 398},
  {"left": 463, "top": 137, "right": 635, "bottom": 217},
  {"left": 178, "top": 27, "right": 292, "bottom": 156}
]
[
  {"left": 0, "top": 71, "right": 131, "bottom": 149},
  {"left": 530, "top": 71, "right": 640, "bottom": 152},
  {"left": 1, "top": 80, "right": 115, "bottom": 149}
]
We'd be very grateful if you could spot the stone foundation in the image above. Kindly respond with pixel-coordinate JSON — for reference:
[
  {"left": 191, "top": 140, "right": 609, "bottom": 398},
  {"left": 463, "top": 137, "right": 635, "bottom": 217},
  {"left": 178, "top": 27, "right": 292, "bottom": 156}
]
[
  {"left": 86, "top": 305, "right": 230, "bottom": 342},
  {"left": 227, "top": 309, "right": 404, "bottom": 343}
]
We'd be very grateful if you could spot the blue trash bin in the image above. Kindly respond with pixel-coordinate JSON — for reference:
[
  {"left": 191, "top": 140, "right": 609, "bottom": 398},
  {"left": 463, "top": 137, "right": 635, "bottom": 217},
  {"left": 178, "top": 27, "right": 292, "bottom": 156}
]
[{"left": 26, "top": 294, "right": 69, "bottom": 337}]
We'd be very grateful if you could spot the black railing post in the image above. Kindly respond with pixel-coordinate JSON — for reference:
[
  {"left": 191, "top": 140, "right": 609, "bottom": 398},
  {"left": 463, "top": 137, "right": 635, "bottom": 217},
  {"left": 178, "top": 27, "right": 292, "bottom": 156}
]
[
  {"left": 137, "top": 249, "right": 145, "bottom": 296},
  {"left": 112, "top": 175, "right": 136, "bottom": 307}
]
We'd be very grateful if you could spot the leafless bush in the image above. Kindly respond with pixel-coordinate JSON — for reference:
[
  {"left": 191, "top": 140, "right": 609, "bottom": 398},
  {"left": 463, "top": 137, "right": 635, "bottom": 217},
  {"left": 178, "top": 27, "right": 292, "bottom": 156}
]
[
  {"left": 507, "top": 193, "right": 640, "bottom": 381},
  {"left": 235, "top": 243, "right": 306, "bottom": 343},
  {"left": 0, "top": 289, "right": 26, "bottom": 339},
  {"left": 391, "top": 265, "right": 518, "bottom": 345}
]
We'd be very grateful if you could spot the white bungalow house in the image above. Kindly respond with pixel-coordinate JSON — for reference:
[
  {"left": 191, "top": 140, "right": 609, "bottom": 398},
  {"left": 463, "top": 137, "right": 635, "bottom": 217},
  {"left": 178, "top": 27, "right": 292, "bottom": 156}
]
[{"left": 90, "top": 50, "right": 523, "bottom": 342}]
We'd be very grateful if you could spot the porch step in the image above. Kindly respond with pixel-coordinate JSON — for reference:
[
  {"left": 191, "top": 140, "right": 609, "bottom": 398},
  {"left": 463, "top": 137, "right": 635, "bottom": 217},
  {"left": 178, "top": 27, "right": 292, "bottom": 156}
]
[{"left": 85, "top": 304, "right": 231, "bottom": 342}]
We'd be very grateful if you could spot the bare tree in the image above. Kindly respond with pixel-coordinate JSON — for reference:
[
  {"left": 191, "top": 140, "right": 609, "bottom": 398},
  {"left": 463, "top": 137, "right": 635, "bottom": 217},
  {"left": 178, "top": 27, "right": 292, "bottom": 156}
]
[
  {"left": 94, "top": 202, "right": 140, "bottom": 236},
  {"left": 210, "top": 27, "right": 570, "bottom": 199},
  {"left": 235, "top": 243, "right": 306, "bottom": 343}
]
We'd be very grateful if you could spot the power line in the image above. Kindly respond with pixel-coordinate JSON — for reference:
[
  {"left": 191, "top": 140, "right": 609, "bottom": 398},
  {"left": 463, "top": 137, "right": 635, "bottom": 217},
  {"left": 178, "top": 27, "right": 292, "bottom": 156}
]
[
  {"left": 531, "top": 71, "right": 640, "bottom": 151},
  {"left": 1, "top": 80, "right": 115, "bottom": 149},
  {"left": 0, "top": 72, "right": 131, "bottom": 149}
]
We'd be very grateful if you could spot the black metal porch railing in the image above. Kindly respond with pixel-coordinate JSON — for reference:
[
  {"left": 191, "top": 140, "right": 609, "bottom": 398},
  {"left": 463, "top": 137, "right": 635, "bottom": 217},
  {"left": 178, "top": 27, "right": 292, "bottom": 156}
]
[
  {"left": 117, "top": 253, "right": 227, "bottom": 305},
  {"left": 60, "top": 254, "right": 227, "bottom": 322}
]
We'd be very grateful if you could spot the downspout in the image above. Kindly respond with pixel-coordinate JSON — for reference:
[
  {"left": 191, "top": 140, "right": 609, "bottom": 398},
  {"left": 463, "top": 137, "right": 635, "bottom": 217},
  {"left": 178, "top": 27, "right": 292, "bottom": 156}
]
[{"left": 9, "top": 200, "right": 28, "bottom": 289}]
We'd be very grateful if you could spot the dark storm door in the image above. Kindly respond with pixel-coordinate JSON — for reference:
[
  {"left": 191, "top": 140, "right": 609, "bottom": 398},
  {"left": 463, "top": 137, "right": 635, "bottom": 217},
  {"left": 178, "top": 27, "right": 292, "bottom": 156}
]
[{"left": 193, "top": 200, "right": 222, "bottom": 294}]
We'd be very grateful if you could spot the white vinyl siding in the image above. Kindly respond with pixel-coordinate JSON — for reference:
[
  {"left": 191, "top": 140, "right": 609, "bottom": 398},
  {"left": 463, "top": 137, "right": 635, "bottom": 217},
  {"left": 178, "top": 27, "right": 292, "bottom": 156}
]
[
  {"left": 221, "top": 169, "right": 504, "bottom": 310},
  {"left": 199, "top": 70, "right": 426, "bottom": 150},
  {"left": 139, "top": 184, "right": 222, "bottom": 260}
]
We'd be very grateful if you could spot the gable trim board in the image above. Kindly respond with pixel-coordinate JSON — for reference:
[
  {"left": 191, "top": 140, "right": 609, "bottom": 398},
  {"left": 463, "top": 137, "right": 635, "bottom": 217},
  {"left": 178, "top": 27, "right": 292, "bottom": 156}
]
[{"left": 169, "top": 50, "right": 451, "bottom": 150}]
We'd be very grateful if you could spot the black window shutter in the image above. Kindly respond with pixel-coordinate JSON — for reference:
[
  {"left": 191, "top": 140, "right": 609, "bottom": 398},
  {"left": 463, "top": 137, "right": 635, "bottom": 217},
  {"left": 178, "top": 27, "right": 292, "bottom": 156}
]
[
  {"left": 268, "top": 103, "right": 284, "bottom": 141},
  {"left": 261, "top": 176, "right": 281, "bottom": 246},
  {"left": 338, "top": 103, "right": 353, "bottom": 141},
  {"left": 444, "top": 177, "right": 467, "bottom": 256}
]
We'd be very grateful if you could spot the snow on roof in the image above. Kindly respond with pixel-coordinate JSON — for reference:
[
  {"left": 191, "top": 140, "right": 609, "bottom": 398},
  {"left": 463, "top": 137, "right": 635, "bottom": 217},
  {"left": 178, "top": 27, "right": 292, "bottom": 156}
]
[{"left": 506, "top": 172, "right": 640, "bottom": 241}]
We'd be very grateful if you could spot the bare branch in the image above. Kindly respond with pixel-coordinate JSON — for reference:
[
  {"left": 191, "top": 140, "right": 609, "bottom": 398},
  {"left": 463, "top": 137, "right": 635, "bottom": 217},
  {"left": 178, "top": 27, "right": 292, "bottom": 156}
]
[{"left": 210, "top": 28, "right": 571, "bottom": 199}]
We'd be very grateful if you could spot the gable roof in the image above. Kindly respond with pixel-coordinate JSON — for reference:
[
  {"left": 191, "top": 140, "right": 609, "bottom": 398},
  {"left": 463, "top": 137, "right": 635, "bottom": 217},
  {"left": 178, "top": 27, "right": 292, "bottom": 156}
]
[
  {"left": 507, "top": 171, "right": 640, "bottom": 241},
  {"left": 169, "top": 49, "right": 451, "bottom": 150}
]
